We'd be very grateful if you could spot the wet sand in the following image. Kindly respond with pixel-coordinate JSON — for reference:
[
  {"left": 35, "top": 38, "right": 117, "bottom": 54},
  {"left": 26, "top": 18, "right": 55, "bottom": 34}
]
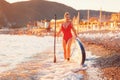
[
  {"left": 80, "top": 30, "right": 120, "bottom": 80},
  {"left": 84, "top": 43, "right": 120, "bottom": 80}
]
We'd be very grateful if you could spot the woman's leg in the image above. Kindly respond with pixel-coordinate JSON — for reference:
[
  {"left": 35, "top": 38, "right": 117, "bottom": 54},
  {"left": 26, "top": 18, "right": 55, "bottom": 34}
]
[
  {"left": 66, "top": 38, "right": 73, "bottom": 61},
  {"left": 63, "top": 39, "right": 67, "bottom": 60}
]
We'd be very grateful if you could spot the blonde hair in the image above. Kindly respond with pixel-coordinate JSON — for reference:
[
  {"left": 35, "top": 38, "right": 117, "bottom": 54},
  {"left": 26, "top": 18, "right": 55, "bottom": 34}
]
[{"left": 64, "top": 12, "right": 70, "bottom": 19}]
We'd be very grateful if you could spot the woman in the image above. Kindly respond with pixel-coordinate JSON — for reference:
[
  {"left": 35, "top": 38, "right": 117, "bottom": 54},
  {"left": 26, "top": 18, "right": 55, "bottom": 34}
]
[{"left": 57, "top": 12, "right": 77, "bottom": 61}]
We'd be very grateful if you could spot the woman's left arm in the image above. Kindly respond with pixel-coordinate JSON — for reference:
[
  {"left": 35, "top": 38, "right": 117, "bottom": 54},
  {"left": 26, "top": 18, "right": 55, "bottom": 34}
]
[{"left": 71, "top": 23, "right": 77, "bottom": 37}]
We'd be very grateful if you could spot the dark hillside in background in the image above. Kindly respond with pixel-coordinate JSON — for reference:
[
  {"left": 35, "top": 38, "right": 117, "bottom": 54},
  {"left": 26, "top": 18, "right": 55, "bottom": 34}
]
[{"left": 0, "top": 0, "right": 113, "bottom": 28}]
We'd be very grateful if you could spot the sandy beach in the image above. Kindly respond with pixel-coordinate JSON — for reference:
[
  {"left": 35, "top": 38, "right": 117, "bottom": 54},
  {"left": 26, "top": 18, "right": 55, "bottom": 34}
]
[{"left": 80, "top": 30, "right": 120, "bottom": 80}]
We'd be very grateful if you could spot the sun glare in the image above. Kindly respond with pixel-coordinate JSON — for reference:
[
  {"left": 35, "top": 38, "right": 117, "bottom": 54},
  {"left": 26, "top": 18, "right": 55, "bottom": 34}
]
[{"left": 6, "top": 0, "right": 30, "bottom": 3}]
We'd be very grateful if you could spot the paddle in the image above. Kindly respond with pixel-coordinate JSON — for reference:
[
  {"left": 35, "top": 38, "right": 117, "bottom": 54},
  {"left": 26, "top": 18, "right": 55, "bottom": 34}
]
[{"left": 54, "top": 14, "right": 57, "bottom": 63}]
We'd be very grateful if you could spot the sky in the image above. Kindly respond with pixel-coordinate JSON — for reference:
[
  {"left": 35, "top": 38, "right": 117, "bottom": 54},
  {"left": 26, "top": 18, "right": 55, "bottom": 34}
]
[
  {"left": 5, "top": 0, "right": 29, "bottom": 3},
  {"left": 6, "top": 0, "right": 120, "bottom": 12}
]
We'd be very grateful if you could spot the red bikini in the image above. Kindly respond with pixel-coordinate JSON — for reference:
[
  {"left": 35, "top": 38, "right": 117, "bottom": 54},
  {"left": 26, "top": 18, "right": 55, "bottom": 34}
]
[{"left": 61, "top": 23, "right": 72, "bottom": 43}]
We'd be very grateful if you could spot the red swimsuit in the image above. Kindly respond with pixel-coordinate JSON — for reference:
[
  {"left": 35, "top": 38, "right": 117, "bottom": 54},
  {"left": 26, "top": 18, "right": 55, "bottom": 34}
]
[{"left": 61, "top": 23, "right": 72, "bottom": 43}]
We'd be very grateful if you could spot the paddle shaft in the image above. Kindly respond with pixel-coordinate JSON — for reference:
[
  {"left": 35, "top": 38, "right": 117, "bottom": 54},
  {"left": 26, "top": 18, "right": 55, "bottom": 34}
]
[{"left": 54, "top": 14, "right": 57, "bottom": 63}]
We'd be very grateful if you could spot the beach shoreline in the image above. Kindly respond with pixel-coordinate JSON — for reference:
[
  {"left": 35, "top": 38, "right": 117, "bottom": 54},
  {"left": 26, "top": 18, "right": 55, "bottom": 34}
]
[{"left": 0, "top": 29, "right": 120, "bottom": 80}]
